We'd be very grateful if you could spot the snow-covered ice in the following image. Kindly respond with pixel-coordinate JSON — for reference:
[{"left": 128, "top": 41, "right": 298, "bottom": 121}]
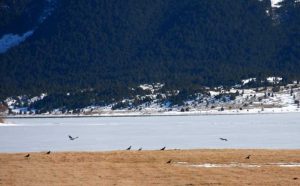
[{"left": 1, "top": 113, "right": 300, "bottom": 152}]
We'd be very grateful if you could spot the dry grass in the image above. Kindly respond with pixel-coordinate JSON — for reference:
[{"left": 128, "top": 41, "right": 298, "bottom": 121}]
[{"left": 0, "top": 149, "right": 299, "bottom": 186}]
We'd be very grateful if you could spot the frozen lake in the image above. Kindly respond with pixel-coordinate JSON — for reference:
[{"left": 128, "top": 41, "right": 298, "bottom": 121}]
[{"left": 1, "top": 113, "right": 300, "bottom": 152}]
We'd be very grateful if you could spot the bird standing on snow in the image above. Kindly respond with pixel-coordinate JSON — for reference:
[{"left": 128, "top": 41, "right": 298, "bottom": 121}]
[{"left": 68, "top": 135, "right": 79, "bottom": 140}]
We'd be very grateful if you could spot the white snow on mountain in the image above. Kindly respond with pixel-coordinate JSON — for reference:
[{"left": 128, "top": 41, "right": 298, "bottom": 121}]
[
  {"left": 0, "top": 30, "right": 34, "bottom": 53},
  {"left": 3, "top": 80, "right": 300, "bottom": 116},
  {"left": 241, "top": 78, "right": 256, "bottom": 85},
  {"left": 271, "top": 0, "right": 283, "bottom": 7},
  {"left": 39, "top": 0, "right": 56, "bottom": 23},
  {"left": 241, "top": 77, "right": 283, "bottom": 85},
  {"left": 266, "top": 77, "right": 282, "bottom": 84},
  {"left": 139, "top": 83, "right": 164, "bottom": 93},
  {"left": 0, "top": 0, "right": 56, "bottom": 53}
]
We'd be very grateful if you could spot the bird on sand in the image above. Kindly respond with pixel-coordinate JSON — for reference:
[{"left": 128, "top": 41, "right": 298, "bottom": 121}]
[
  {"left": 126, "top": 146, "right": 132, "bottom": 150},
  {"left": 68, "top": 135, "right": 79, "bottom": 140},
  {"left": 160, "top": 147, "right": 166, "bottom": 151},
  {"left": 24, "top": 154, "right": 30, "bottom": 158},
  {"left": 245, "top": 155, "right": 251, "bottom": 159},
  {"left": 46, "top": 151, "right": 51, "bottom": 154},
  {"left": 166, "top": 159, "right": 172, "bottom": 164},
  {"left": 219, "top": 138, "right": 228, "bottom": 141},
  {"left": 138, "top": 148, "right": 142, "bottom": 151}
]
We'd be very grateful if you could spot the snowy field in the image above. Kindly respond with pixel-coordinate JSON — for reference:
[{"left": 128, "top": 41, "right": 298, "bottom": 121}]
[{"left": 1, "top": 113, "right": 300, "bottom": 152}]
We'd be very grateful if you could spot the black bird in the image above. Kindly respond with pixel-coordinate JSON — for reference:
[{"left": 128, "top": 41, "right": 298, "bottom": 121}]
[
  {"left": 160, "top": 147, "right": 166, "bottom": 151},
  {"left": 293, "top": 177, "right": 298, "bottom": 180},
  {"left": 126, "top": 146, "right": 132, "bottom": 150},
  {"left": 245, "top": 155, "right": 251, "bottom": 159},
  {"left": 68, "top": 135, "right": 79, "bottom": 140},
  {"left": 46, "top": 151, "right": 51, "bottom": 154},
  {"left": 166, "top": 159, "right": 172, "bottom": 164},
  {"left": 24, "top": 154, "right": 30, "bottom": 158},
  {"left": 219, "top": 138, "right": 228, "bottom": 141},
  {"left": 138, "top": 148, "right": 142, "bottom": 151}
]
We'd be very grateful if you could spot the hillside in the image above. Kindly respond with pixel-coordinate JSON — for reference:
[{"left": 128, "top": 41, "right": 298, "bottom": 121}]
[{"left": 0, "top": 0, "right": 300, "bottom": 111}]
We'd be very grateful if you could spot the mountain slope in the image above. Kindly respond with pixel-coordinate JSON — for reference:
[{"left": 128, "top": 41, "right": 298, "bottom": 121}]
[{"left": 0, "top": 0, "right": 300, "bottom": 107}]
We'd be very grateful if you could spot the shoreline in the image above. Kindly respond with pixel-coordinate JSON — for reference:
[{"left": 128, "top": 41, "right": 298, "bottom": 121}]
[
  {"left": 1, "top": 148, "right": 300, "bottom": 154},
  {"left": 3, "top": 109, "right": 300, "bottom": 119}
]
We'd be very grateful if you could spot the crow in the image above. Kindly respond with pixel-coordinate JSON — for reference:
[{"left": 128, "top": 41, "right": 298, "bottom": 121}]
[
  {"left": 46, "top": 151, "right": 51, "bottom": 155},
  {"left": 24, "top": 154, "right": 30, "bottom": 158},
  {"left": 160, "top": 147, "right": 166, "bottom": 151},
  {"left": 245, "top": 155, "right": 251, "bottom": 159},
  {"left": 68, "top": 135, "right": 79, "bottom": 140},
  {"left": 138, "top": 148, "right": 142, "bottom": 151},
  {"left": 219, "top": 138, "right": 228, "bottom": 141},
  {"left": 166, "top": 159, "right": 172, "bottom": 164},
  {"left": 126, "top": 146, "right": 132, "bottom": 150}
]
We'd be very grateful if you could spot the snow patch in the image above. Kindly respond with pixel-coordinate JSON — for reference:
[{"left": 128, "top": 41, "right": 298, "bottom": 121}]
[
  {"left": 139, "top": 83, "right": 164, "bottom": 93},
  {"left": 139, "top": 84, "right": 154, "bottom": 91},
  {"left": 241, "top": 78, "right": 256, "bottom": 85},
  {"left": 0, "top": 30, "right": 34, "bottom": 53},
  {"left": 0, "top": 0, "right": 57, "bottom": 53},
  {"left": 209, "top": 91, "right": 220, "bottom": 96},
  {"left": 271, "top": 0, "right": 283, "bottom": 7},
  {"left": 39, "top": 0, "right": 56, "bottom": 23},
  {"left": 189, "top": 163, "right": 261, "bottom": 168},
  {"left": 177, "top": 162, "right": 300, "bottom": 168},
  {"left": 266, "top": 77, "right": 282, "bottom": 84},
  {"left": 278, "top": 164, "right": 300, "bottom": 167}
]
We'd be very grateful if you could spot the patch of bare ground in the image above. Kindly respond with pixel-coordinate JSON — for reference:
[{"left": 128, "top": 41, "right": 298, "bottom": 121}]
[{"left": 0, "top": 149, "right": 299, "bottom": 185}]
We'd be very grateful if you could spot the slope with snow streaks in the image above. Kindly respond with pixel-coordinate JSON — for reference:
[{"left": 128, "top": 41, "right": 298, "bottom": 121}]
[
  {"left": 0, "top": 0, "right": 56, "bottom": 53},
  {"left": 0, "top": 31, "right": 34, "bottom": 53}
]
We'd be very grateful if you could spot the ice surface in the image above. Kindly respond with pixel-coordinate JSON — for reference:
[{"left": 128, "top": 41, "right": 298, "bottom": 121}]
[{"left": 1, "top": 113, "right": 300, "bottom": 152}]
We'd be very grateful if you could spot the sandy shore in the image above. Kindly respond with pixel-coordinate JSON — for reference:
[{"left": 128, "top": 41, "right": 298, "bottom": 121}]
[{"left": 0, "top": 149, "right": 299, "bottom": 185}]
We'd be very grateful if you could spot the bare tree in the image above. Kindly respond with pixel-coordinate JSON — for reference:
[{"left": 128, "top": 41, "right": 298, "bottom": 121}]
[{"left": 0, "top": 103, "right": 8, "bottom": 123}]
